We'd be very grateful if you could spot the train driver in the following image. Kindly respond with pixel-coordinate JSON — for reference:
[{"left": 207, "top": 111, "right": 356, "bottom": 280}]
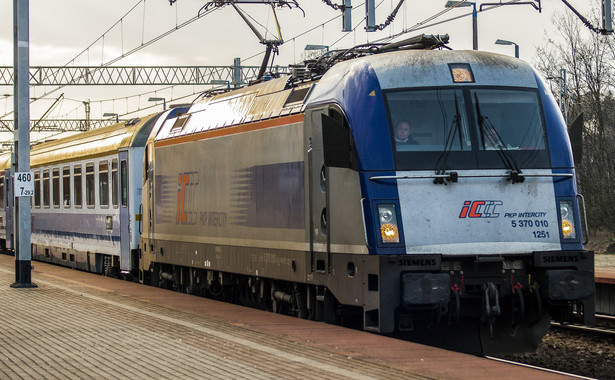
[{"left": 394, "top": 121, "right": 418, "bottom": 145}]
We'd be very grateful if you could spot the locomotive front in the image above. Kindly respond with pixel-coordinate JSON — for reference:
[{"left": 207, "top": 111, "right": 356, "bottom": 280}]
[{"left": 307, "top": 49, "right": 594, "bottom": 353}]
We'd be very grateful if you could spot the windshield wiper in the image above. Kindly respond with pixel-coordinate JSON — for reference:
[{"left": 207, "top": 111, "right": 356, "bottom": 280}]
[
  {"left": 433, "top": 95, "right": 463, "bottom": 184},
  {"left": 474, "top": 93, "right": 525, "bottom": 184}
]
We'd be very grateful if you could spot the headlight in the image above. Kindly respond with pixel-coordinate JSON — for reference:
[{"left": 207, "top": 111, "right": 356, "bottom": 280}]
[
  {"left": 559, "top": 200, "right": 577, "bottom": 240},
  {"left": 378, "top": 204, "right": 400, "bottom": 243},
  {"left": 379, "top": 208, "right": 394, "bottom": 223}
]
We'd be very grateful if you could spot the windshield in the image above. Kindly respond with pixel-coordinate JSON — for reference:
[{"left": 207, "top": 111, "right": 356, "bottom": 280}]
[
  {"left": 387, "top": 89, "right": 471, "bottom": 152},
  {"left": 472, "top": 89, "right": 546, "bottom": 151},
  {"left": 384, "top": 87, "right": 550, "bottom": 170}
]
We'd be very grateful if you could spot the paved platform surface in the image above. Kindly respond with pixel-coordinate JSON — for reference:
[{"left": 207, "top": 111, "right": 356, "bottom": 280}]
[
  {"left": 595, "top": 253, "right": 615, "bottom": 284},
  {"left": 0, "top": 254, "right": 571, "bottom": 379},
  {"left": 596, "top": 268, "right": 615, "bottom": 284}
]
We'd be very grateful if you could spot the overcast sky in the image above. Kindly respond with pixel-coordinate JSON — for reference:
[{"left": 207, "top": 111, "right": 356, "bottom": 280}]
[{"left": 0, "top": 0, "right": 602, "bottom": 143}]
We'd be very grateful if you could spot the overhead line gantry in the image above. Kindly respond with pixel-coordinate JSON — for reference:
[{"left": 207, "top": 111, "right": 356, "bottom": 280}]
[{"left": 0, "top": 63, "right": 289, "bottom": 87}]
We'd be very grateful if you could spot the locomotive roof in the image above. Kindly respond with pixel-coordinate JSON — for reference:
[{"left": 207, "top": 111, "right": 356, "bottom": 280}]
[
  {"left": 28, "top": 113, "right": 159, "bottom": 167},
  {"left": 306, "top": 49, "right": 540, "bottom": 109},
  {"left": 154, "top": 76, "right": 312, "bottom": 142},
  {"left": 154, "top": 49, "right": 538, "bottom": 143},
  {"left": 319, "top": 49, "right": 535, "bottom": 91},
  {"left": 372, "top": 49, "right": 537, "bottom": 88}
]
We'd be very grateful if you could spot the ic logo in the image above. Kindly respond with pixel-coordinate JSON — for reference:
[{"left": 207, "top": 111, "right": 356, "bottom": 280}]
[
  {"left": 176, "top": 171, "right": 199, "bottom": 224},
  {"left": 459, "top": 200, "right": 503, "bottom": 218}
]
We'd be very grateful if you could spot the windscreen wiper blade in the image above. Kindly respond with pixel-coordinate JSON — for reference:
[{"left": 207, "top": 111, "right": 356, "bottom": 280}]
[
  {"left": 474, "top": 93, "right": 525, "bottom": 183},
  {"left": 433, "top": 95, "right": 463, "bottom": 184}
]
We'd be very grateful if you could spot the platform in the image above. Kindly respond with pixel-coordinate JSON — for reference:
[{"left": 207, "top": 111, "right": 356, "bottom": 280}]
[
  {"left": 595, "top": 266, "right": 615, "bottom": 315},
  {"left": 0, "top": 254, "right": 571, "bottom": 379}
]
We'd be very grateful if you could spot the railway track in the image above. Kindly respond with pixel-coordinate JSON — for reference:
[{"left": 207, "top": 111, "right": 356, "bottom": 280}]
[
  {"left": 491, "top": 315, "right": 615, "bottom": 379},
  {"left": 486, "top": 356, "right": 595, "bottom": 380},
  {"left": 551, "top": 314, "right": 615, "bottom": 337}
]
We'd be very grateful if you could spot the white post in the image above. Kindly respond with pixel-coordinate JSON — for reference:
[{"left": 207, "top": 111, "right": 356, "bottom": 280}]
[{"left": 12, "top": 0, "right": 35, "bottom": 288}]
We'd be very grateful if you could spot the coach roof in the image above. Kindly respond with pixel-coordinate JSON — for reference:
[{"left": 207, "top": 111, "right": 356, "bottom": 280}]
[{"left": 29, "top": 113, "right": 158, "bottom": 167}]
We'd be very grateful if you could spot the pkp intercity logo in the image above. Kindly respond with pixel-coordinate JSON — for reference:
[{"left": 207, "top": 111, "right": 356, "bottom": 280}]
[{"left": 459, "top": 200, "right": 503, "bottom": 218}]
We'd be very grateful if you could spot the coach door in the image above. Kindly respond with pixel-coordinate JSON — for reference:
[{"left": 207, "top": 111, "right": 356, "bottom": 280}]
[{"left": 119, "top": 150, "right": 130, "bottom": 271}]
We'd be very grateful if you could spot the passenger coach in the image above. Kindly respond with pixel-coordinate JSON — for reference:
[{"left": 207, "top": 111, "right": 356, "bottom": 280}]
[
  {"left": 0, "top": 110, "right": 184, "bottom": 275},
  {"left": 0, "top": 152, "right": 13, "bottom": 253}
]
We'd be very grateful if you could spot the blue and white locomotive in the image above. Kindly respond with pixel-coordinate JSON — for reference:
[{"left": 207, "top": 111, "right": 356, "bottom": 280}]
[{"left": 1, "top": 35, "right": 594, "bottom": 354}]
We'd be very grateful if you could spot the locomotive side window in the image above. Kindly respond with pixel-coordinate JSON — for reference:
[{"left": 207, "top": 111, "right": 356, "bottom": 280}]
[
  {"left": 52, "top": 168, "right": 60, "bottom": 208},
  {"left": 62, "top": 166, "right": 71, "bottom": 207},
  {"left": 43, "top": 169, "right": 50, "bottom": 208},
  {"left": 74, "top": 165, "right": 82, "bottom": 208},
  {"left": 121, "top": 159, "right": 127, "bottom": 208},
  {"left": 143, "top": 144, "right": 151, "bottom": 182},
  {"left": 112, "top": 159, "right": 118, "bottom": 208},
  {"left": 321, "top": 108, "right": 356, "bottom": 169},
  {"left": 86, "top": 163, "right": 95, "bottom": 208},
  {"left": 99, "top": 161, "right": 109, "bottom": 207},
  {"left": 34, "top": 171, "right": 41, "bottom": 208}
]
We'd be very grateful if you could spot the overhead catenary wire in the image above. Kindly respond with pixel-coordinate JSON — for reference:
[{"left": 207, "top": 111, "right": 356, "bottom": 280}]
[
  {"left": 10, "top": 2, "right": 287, "bottom": 125},
  {"left": 239, "top": 2, "right": 362, "bottom": 64},
  {"left": 370, "top": 0, "right": 406, "bottom": 31},
  {"left": 13, "top": 0, "right": 534, "bottom": 130},
  {"left": 15, "top": 0, "right": 392, "bottom": 119},
  {"left": 26, "top": 0, "right": 464, "bottom": 123},
  {"left": 68, "top": 1, "right": 144, "bottom": 67},
  {"left": 241, "top": 0, "right": 469, "bottom": 64},
  {"left": 374, "top": 0, "right": 532, "bottom": 44},
  {"left": 52, "top": 84, "right": 207, "bottom": 119},
  {"left": 1, "top": 3, "right": 220, "bottom": 121}
]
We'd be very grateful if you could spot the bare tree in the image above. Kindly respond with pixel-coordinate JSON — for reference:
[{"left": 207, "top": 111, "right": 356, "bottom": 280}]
[{"left": 536, "top": 5, "right": 615, "bottom": 231}]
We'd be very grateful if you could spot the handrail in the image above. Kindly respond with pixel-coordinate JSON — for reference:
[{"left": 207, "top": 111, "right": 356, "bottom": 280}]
[
  {"left": 370, "top": 172, "right": 574, "bottom": 181},
  {"left": 577, "top": 194, "right": 589, "bottom": 245},
  {"left": 360, "top": 198, "right": 372, "bottom": 250}
]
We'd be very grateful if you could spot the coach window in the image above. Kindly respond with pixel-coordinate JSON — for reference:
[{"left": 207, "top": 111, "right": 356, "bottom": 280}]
[
  {"left": 86, "top": 163, "right": 95, "bottom": 207},
  {"left": 99, "top": 161, "right": 109, "bottom": 207},
  {"left": 111, "top": 159, "right": 118, "bottom": 208},
  {"left": 121, "top": 159, "right": 127, "bottom": 207},
  {"left": 43, "top": 169, "right": 50, "bottom": 208},
  {"left": 0, "top": 177, "right": 4, "bottom": 208},
  {"left": 34, "top": 171, "right": 41, "bottom": 208},
  {"left": 52, "top": 168, "right": 60, "bottom": 208},
  {"left": 74, "top": 165, "right": 82, "bottom": 208},
  {"left": 62, "top": 166, "right": 71, "bottom": 207}
]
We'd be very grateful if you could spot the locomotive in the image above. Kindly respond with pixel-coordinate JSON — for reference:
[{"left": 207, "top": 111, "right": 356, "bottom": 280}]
[{"left": 0, "top": 35, "right": 594, "bottom": 354}]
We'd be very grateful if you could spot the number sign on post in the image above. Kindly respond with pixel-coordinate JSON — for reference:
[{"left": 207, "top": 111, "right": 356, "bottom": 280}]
[{"left": 14, "top": 171, "right": 34, "bottom": 197}]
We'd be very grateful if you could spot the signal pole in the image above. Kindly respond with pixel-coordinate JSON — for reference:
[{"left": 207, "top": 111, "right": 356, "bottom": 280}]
[{"left": 12, "top": 0, "right": 35, "bottom": 288}]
